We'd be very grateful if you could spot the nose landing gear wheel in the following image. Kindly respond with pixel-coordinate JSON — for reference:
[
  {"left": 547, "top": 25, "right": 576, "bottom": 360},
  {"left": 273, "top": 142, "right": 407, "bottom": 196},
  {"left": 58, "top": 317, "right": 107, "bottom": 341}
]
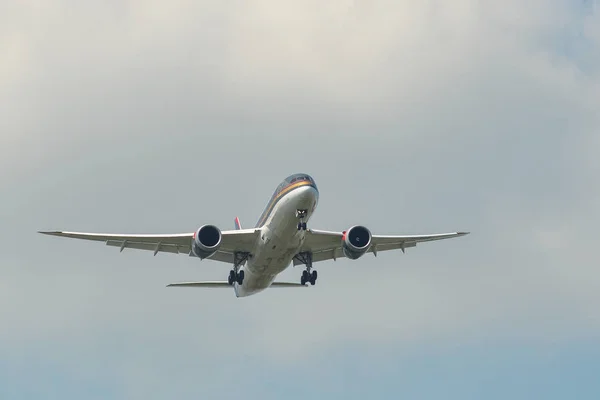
[{"left": 296, "top": 209, "right": 308, "bottom": 231}]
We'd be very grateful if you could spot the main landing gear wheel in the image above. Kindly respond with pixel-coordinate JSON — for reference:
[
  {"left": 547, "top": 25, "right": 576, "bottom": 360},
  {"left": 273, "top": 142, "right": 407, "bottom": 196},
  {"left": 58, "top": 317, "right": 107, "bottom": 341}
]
[
  {"left": 301, "top": 270, "right": 317, "bottom": 286},
  {"left": 228, "top": 252, "right": 249, "bottom": 286},
  {"left": 294, "top": 251, "right": 317, "bottom": 286},
  {"left": 228, "top": 269, "right": 244, "bottom": 285},
  {"left": 297, "top": 222, "right": 307, "bottom": 231}
]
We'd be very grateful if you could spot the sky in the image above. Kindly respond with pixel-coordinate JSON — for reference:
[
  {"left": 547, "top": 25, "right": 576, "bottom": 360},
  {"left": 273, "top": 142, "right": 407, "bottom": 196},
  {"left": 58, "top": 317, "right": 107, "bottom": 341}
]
[{"left": 1, "top": 1, "right": 599, "bottom": 399}]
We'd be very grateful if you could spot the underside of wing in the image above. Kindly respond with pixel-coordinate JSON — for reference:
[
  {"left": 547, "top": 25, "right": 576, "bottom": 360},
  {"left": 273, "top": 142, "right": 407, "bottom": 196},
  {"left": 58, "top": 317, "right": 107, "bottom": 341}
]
[
  {"left": 39, "top": 227, "right": 260, "bottom": 263},
  {"left": 295, "top": 228, "right": 469, "bottom": 265},
  {"left": 39, "top": 231, "right": 194, "bottom": 254}
]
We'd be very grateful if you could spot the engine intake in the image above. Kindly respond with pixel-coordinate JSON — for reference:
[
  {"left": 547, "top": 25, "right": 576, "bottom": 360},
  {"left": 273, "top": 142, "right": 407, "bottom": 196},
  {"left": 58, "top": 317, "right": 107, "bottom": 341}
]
[
  {"left": 342, "top": 225, "right": 372, "bottom": 260},
  {"left": 191, "top": 224, "right": 222, "bottom": 259}
]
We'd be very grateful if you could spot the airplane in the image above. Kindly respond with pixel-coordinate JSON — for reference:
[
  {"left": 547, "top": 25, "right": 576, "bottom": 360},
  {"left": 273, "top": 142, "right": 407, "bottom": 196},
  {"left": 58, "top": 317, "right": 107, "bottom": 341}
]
[{"left": 39, "top": 173, "right": 469, "bottom": 297}]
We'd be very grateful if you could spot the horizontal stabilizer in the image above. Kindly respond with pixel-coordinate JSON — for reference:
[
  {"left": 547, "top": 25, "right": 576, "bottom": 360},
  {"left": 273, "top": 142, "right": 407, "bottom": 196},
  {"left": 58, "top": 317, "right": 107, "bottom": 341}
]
[
  {"left": 167, "top": 281, "right": 231, "bottom": 288},
  {"left": 167, "top": 281, "right": 307, "bottom": 288},
  {"left": 270, "top": 282, "right": 308, "bottom": 287}
]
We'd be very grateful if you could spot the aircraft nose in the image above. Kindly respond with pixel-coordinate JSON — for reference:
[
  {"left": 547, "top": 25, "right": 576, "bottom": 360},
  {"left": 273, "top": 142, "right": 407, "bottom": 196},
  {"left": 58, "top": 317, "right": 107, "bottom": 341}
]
[
  {"left": 300, "top": 185, "right": 319, "bottom": 207},
  {"left": 303, "top": 185, "right": 318, "bottom": 199}
]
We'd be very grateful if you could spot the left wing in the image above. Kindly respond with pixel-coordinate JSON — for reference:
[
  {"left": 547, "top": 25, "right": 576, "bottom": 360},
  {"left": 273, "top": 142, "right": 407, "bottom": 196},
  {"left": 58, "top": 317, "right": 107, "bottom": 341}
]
[
  {"left": 38, "top": 229, "right": 260, "bottom": 263},
  {"left": 295, "top": 229, "right": 469, "bottom": 265}
]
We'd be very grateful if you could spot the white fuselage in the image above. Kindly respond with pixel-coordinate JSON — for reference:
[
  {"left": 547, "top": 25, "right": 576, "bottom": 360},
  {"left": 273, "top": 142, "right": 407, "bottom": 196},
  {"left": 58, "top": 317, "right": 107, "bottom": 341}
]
[{"left": 234, "top": 185, "right": 318, "bottom": 297}]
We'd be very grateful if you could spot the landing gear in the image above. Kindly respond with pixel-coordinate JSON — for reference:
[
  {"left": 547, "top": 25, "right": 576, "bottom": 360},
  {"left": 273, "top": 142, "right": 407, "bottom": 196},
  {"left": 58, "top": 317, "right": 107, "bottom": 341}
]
[
  {"left": 294, "top": 251, "right": 317, "bottom": 285},
  {"left": 301, "top": 269, "right": 317, "bottom": 286},
  {"left": 228, "top": 269, "right": 245, "bottom": 285},
  {"left": 228, "top": 252, "right": 249, "bottom": 286},
  {"left": 296, "top": 209, "right": 308, "bottom": 231}
]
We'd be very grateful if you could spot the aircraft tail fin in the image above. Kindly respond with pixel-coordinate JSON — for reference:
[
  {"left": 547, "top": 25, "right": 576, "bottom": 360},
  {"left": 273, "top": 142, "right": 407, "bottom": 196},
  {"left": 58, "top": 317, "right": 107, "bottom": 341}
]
[{"left": 234, "top": 217, "right": 242, "bottom": 230}]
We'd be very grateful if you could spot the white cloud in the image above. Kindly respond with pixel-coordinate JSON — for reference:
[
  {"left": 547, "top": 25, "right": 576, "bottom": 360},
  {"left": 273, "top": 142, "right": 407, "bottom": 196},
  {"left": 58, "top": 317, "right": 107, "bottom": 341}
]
[{"left": 1, "top": 0, "right": 599, "bottom": 393}]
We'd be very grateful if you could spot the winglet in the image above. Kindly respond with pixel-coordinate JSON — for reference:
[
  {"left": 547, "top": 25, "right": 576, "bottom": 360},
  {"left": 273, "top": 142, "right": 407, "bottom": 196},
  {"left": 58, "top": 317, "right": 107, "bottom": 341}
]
[{"left": 234, "top": 217, "right": 242, "bottom": 230}]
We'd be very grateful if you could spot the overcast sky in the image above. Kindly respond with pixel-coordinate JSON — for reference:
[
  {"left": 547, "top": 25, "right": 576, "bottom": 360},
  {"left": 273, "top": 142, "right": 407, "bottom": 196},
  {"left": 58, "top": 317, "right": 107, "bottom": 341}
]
[{"left": 1, "top": 1, "right": 599, "bottom": 399}]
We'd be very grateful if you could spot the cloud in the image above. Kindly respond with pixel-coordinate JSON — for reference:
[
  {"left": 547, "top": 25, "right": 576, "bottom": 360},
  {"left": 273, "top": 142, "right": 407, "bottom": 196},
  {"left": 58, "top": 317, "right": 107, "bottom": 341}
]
[{"left": 1, "top": 0, "right": 600, "bottom": 396}]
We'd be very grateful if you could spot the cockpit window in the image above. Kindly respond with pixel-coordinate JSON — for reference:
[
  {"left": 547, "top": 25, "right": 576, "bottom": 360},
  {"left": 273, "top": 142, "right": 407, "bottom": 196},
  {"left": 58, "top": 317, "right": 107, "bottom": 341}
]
[{"left": 283, "top": 174, "right": 316, "bottom": 188}]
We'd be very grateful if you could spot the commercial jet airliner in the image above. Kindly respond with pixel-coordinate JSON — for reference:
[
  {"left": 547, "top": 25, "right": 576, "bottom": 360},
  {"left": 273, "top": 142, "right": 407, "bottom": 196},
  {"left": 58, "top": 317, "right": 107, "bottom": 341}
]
[{"left": 39, "top": 173, "right": 469, "bottom": 297}]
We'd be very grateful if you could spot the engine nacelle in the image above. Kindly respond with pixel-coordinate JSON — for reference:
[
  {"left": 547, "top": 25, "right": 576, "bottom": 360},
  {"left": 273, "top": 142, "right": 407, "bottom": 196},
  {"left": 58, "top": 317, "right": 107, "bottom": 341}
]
[
  {"left": 342, "top": 225, "right": 372, "bottom": 260},
  {"left": 191, "top": 224, "right": 222, "bottom": 259}
]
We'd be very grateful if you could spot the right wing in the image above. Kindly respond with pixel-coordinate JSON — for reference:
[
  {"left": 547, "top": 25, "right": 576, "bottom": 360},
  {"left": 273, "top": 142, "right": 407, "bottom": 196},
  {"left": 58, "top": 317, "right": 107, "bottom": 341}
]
[
  {"left": 38, "top": 229, "right": 260, "bottom": 264},
  {"left": 296, "top": 229, "right": 469, "bottom": 265}
]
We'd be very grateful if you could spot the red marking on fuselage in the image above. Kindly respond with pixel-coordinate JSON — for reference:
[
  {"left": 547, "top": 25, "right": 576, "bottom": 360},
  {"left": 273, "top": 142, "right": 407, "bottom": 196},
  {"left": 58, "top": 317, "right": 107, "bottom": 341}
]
[{"left": 341, "top": 230, "right": 347, "bottom": 241}]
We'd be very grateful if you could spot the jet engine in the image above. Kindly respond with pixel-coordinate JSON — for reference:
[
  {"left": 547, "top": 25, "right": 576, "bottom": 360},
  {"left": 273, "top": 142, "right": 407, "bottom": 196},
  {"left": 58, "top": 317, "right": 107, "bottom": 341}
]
[
  {"left": 342, "top": 225, "right": 372, "bottom": 260},
  {"left": 191, "top": 224, "right": 222, "bottom": 259}
]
